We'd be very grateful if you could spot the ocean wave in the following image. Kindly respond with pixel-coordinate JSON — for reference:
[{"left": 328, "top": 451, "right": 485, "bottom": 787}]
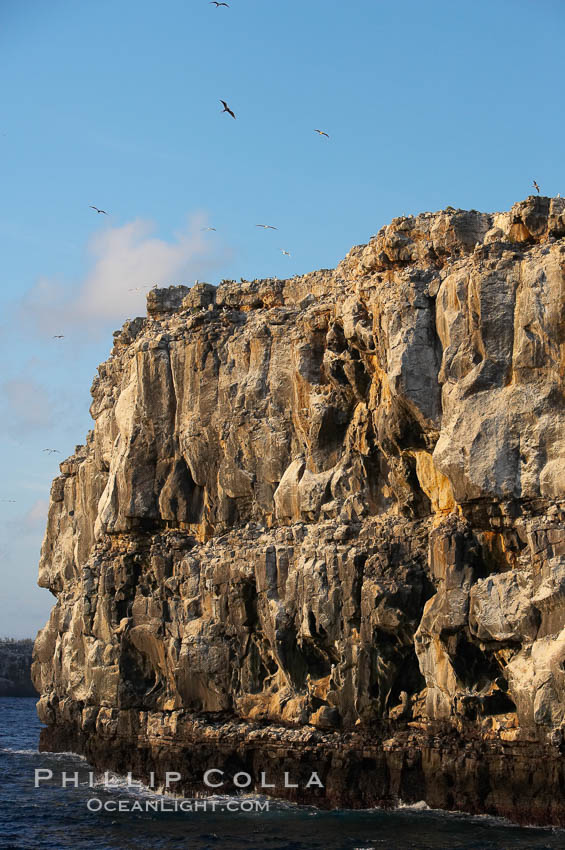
[
  {"left": 396, "top": 800, "right": 431, "bottom": 811},
  {"left": 1, "top": 748, "right": 88, "bottom": 761},
  {"left": 41, "top": 751, "right": 88, "bottom": 760},
  {"left": 394, "top": 800, "right": 565, "bottom": 832},
  {"left": 0, "top": 748, "right": 38, "bottom": 755}
]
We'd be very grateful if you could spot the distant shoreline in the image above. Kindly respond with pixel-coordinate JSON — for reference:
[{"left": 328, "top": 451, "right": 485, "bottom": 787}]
[{"left": 0, "top": 638, "right": 37, "bottom": 698}]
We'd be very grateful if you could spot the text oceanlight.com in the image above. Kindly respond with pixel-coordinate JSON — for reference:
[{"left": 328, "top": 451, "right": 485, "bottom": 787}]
[{"left": 86, "top": 798, "right": 270, "bottom": 813}]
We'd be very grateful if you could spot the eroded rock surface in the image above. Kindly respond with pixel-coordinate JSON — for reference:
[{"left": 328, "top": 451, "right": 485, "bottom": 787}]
[{"left": 33, "top": 197, "right": 565, "bottom": 823}]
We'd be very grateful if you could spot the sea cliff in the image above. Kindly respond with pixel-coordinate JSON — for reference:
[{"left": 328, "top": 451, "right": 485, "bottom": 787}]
[{"left": 33, "top": 196, "right": 565, "bottom": 824}]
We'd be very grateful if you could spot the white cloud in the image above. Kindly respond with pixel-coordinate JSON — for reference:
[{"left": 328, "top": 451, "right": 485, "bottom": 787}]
[
  {"left": 75, "top": 215, "right": 211, "bottom": 320},
  {"left": 23, "top": 213, "right": 229, "bottom": 336}
]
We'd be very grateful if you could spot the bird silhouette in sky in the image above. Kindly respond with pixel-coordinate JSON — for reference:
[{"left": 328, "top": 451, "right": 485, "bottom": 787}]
[
  {"left": 43, "top": 449, "right": 60, "bottom": 454},
  {"left": 281, "top": 250, "right": 291, "bottom": 256},
  {"left": 89, "top": 206, "right": 108, "bottom": 214},
  {"left": 0, "top": 499, "right": 16, "bottom": 503},
  {"left": 256, "top": 224, "right": 277, "bottom": 230},
  {"left": 220, "top": 100, "right": 236, "bottom": 119},
  {"left": 533, "top": 180, "right": 540, "bottom": 194},
  {"left": 210, "top": 1, "right": 229, "bottom": 6},
  {"left": 52, "top": 335, "right": 64, "bottom": 339},
  {"left": 314, "top": 129, "right": 329, "bottom": 138},
  {"left": 201, "top": 226, "right": 217, "bottom": 231}
]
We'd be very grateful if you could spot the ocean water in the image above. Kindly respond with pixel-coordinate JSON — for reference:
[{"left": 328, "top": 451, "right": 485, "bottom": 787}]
[{"left": 1, "top": 698, "right": 564, "bottom": 850}]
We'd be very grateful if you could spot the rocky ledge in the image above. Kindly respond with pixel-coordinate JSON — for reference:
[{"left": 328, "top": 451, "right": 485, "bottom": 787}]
[{"left": 33, "top": 197, "right": 565, "bottom": 825}]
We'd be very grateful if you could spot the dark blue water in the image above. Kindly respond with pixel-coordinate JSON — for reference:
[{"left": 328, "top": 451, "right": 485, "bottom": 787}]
[{"left": 1, "top": 698, "right": 564, "bottom": 850}]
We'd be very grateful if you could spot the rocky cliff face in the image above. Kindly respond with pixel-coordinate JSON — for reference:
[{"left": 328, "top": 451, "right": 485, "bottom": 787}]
[
  {"left": 33, "top": 197, "right": 565, "bottom": 824},
  {"left": 0, "top": 639, "right": 37, "bottom": 697}
]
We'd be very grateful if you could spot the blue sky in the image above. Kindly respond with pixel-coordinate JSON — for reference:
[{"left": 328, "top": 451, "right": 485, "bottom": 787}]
[{"left": 1, "top": 0, "right": 564, "bottom": 638}]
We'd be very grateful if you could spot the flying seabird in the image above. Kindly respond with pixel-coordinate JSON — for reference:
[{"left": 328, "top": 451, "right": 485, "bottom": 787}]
[
  {"left": 89, "top": 206, "right": 108, "bottom": 214},
  {"left": 314, "top": 129, "right": 329, "bottom": 138},
  {"left": 220, "top": 100, "right": 236, "bottom": 119},
  {"left": 43, "top": 449, "right": 60, "bottom": 454},
  {"left": 52, "top": 335, "right": 64, "bottom": 339},
  {"left": 256, "top": 224, "right": 277, "bottom": 230},
  {"left": 210, "top": 1, "right": 229, "bottom": 6},
  {"left": 533, "top": 180, "right": 540, "bottom": 194},
  {"left": 281, "top": 250, "right": 291, "bottom": 256},
  {"left": 201, "top": 227, "right": 217, "bottom": 231}
]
